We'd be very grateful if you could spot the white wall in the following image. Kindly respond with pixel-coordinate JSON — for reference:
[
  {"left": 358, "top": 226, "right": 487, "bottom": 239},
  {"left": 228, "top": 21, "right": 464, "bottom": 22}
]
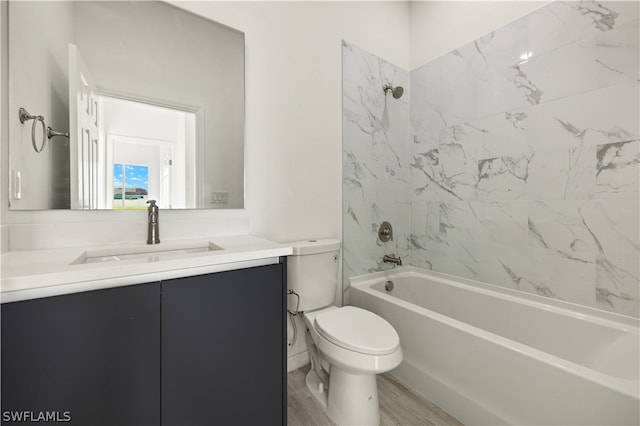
[
  {"left": 410, "top": 1, "right": 548, "bottom": 69},
  {"left": 170, "top": 1, "right": 411, "bottom": 242},
  {"left": 7, "top": 1, "right": 75, "bottom": 210}
]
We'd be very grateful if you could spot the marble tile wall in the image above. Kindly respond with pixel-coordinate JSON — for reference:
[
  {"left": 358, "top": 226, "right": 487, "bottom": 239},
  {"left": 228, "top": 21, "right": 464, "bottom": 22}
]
[
  {"left": 343, "top": 1, "right": 638, "bottom": 317},
  {"left": 410, "top": 1, "right": 639, "bottom": 317},
  {"left": 342, "top": 41, "right": 410, "bottom": 300}
]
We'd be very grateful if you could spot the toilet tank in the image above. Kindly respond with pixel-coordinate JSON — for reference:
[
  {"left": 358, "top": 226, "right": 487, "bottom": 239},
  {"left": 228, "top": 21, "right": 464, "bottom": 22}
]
[{"left": 287, "top": 239, "right": 341, "bottom": 313}]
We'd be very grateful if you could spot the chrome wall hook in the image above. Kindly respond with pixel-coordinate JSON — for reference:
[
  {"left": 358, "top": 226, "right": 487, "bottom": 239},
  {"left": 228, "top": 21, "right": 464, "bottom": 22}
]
[{"left": 47, "top": 127, "right": 70, "bottom": 140}]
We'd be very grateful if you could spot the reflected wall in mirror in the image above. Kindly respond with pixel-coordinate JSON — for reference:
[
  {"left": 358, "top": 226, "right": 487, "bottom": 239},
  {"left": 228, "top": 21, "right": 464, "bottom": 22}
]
[{"left": 8, "top": 1, "right": 245, "bottom": 210}]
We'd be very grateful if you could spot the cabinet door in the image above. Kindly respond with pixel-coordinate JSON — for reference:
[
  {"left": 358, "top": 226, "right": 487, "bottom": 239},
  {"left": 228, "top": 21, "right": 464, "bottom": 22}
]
[
  {"left": 1, "top": 283, "right": 161, "bottom": 425},
  {"left": 162, "top": 263, "right": 285, "bottom": 426}
]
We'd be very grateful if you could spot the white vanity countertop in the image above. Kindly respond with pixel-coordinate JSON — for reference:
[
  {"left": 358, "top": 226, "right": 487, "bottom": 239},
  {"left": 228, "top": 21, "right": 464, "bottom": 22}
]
[{"left": 0, "top": 235, "right": 293, "bottom": 303}]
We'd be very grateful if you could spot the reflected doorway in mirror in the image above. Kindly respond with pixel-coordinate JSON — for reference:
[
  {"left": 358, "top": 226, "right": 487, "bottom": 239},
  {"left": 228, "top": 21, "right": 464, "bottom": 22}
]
[{"left": 102, "top": 96, "right": 197, "bottom": 210}]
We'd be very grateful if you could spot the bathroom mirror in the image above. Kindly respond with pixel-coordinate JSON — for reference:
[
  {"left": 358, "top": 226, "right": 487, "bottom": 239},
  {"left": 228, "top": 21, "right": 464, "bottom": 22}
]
[{"left": 7, "top": 1, "right": 245, "bottom": 210}]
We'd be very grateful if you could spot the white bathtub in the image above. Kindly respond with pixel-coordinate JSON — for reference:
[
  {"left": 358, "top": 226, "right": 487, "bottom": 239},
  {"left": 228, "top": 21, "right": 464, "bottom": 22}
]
[{"left": 350, "top": 267, "right": 640, "bottom": 425}]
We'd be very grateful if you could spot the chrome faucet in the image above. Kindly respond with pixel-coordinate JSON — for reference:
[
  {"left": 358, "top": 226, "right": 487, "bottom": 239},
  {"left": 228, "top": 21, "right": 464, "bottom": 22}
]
[
  {"left": 146, "top": 200, "right": 160, "bottom": 245},
  {"left": 383, "top": 254, "right": 402, "bottom": 266}
]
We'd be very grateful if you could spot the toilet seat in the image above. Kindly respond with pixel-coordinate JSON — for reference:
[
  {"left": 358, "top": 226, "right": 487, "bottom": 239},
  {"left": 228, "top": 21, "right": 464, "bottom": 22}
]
[{"left": 314, "top": 306, "right": 400, "bottom": 355}]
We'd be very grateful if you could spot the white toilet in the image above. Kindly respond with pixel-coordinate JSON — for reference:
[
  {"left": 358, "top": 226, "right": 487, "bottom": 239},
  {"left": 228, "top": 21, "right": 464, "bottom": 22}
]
[{"left": 288, "top": 239, "right": 402, "bottom": 426}]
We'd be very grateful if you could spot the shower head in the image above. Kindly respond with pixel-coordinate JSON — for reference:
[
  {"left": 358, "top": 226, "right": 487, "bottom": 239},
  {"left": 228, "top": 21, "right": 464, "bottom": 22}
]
[{"left": 383, "top": 84, "right": 404, "bottom": 99}]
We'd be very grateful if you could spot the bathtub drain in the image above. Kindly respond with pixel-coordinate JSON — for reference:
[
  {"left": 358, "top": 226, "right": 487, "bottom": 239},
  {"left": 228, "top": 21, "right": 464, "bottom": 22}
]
[{"left": 385, "top": 280, "right": 394, "bottom": 291}]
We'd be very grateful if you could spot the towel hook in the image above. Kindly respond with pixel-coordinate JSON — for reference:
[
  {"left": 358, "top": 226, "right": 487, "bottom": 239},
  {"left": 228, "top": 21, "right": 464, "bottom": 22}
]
[
  {"left": 47, "top": 127, "right": 70, "bottom": 140},
  {"left": 19, "top": 107, "right": 47, "bottom": 153},
  {"left": 18, "top": 107, "right": 70, "bottom": 153}
]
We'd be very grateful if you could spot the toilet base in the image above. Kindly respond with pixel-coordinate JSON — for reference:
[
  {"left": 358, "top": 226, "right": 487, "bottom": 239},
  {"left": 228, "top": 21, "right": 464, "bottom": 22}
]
[{"left": 305, "top": 365, "right": 380, "bottom": 426}]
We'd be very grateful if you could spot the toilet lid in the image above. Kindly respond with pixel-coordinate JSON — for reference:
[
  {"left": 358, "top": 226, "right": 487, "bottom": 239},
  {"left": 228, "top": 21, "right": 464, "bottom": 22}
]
[{"left": 314, "top": 306, "right": 400, "bottom": 355}]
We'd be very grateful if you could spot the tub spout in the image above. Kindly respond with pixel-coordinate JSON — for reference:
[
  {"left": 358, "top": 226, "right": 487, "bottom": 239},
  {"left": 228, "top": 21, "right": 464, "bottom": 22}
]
[{"left": 383, "top": 254, "right": 402, "bottom": 266}]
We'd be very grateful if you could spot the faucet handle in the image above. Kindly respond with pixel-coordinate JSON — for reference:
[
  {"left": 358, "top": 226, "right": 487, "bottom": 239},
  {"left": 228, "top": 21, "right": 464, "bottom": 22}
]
[
  {"left": 147, "top": 200, "right": 157, "bottom": 206},
  {"left": 378, "top": 221, "right": 393, "bottom": 242}
]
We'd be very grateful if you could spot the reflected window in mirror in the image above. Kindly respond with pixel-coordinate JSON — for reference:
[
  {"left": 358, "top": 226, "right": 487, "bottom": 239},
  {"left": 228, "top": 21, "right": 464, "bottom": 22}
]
[{"left": 113, "top": 164, "right": 149, "bottom": 211}]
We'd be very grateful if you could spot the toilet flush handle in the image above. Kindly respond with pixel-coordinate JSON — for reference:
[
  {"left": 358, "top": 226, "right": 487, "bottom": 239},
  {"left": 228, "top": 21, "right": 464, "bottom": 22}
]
[{"left": 287, "top": 289, "right": 300, "bottom": 315}]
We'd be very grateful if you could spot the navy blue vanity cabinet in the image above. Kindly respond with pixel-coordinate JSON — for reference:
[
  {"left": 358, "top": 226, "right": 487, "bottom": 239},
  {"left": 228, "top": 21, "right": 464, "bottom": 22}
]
[
  {"left": 0, "top": 282, "right": 161, "bottom": 425},
  {"left": 161, "top": 262, "right": 286, "bottom": 426}
]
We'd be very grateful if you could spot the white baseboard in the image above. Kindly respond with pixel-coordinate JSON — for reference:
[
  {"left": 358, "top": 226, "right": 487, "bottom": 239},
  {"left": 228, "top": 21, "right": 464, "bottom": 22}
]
[{"left": 287, "top": 350, "right": 310, "bottom": 372}]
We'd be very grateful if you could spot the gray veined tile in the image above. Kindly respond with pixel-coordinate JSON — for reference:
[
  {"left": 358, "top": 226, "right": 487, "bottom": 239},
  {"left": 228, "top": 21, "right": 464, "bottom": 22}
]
[
  {"left": 439, "top": 123, "right": 483, "bottom": 148},
  {"left": 440, "top": 242, "right": 530, "bottom": 292},
  {"left": 527, "top": 82, "right": 640, "bottom": 151},
  {"left": 451, "top": 109, "right": 530, "bottom": 160},
  {"left": 527, "top": 144, "right": 597, "bottom": 200},
  {"left": 410, "top": 151, "right": 469, "bottom": 203},
  {"left": 419, "top": 41, "right": 485, "bottom": 96},
  {"left": 562, "top": 145, "right": 598, "bottom": 199},
  {"left": 411, "top": 105, "right": 448, "bottom": 152},
  {"left": 529, "top": 199, "right": 639, "bottom": 261},
  {"left": 529, "top": 201, "right": 592, "bottom": 253},
  {"left": 471, "top": 15, "right": 529, "bottom": 70},
  {"left": 510, "top": 64, "right": 544, "bottom": 105},
  {"left": 596, "top": 253, "right": 639, "bottom": 317},
  {"left": 595, "top": 140, "right": 640, "bottom": 198},
  {"left": 342, "top": 41, "right": 410, "bottom": 284},
  {"left": 595, "top": 139, "right": 640, "bottom": 198},
  {"left": 476, "top": 64, "right": 538, "bottom": 117},
  {"left": 436, "top": 140, "right": 479, "bottom": 201},
  {"left": 428, "top": 84, "right": 479, "bottom": 127},
  {"left": 476, "top": 150, "right": 533, "bottom": 201},
  {"left": 411, "top": 200, "right": 441, "bottom": 238},
  {"left": 529, "top": 1, "right": 640, "bottom": 58},
  {"left": 343, "top": 196, "right": 371, "bottom": 234},
  {"left": 345, "top": 5, "right": 639, "bottom": 317},
  {"left": 528, "top": 200, "right": 601, "bottom": 255},
  {"left": 437, "top": 201, "right": 528, "bottom": 247},
  {"left": 518, "top": 37, "right": 597, "bottom": 105},
  {"left": 342, "top": 42, "right": 409, "bottom": 138},
  {"left": 582, "top": 198, "right": 639, "bottom": 261},
  {"left": 596, "top": 19, "right": 640, "bottom": 87},
  {"left": 452, "top": 242, "right": 595, "bottom": 304},
  {"left": 471, "top": 16, "right": 532, "bottom": 117},
  {"left": 411, "top": 243, "right": 485, "bottom": 283},
  {"left": 411, "top": 49, "right": 480, "bottom": 126},
  {"left": 495, "top": 245, "right": 597, "bottom": 307}
]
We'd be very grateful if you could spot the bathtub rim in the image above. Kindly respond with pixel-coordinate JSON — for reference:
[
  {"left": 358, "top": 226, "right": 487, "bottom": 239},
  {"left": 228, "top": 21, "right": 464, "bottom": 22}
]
[
  {"left": 349, "top": 266, "right": 640, "bottom": 400},
  {"left": 350, "top": 266, "right": 639, "bottom": 329}
]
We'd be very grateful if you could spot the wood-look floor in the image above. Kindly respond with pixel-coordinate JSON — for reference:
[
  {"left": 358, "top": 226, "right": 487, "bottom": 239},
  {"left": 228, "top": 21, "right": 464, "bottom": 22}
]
[{"left": 287, "top": 364, "right": 463, "bottom": 426}]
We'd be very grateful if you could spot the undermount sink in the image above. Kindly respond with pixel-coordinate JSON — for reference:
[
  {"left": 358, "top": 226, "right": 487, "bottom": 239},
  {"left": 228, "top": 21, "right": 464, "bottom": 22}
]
[{"left": 71, "top": 241, "right": 224, "bottom": 265}]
